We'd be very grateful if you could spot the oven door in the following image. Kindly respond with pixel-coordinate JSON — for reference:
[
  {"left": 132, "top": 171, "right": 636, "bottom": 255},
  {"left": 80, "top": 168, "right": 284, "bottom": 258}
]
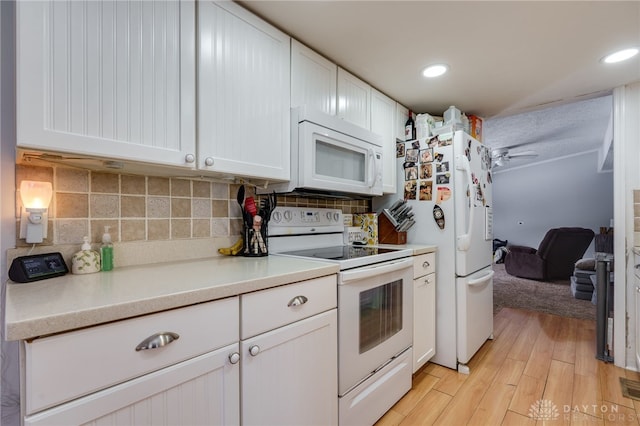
[
  {"left": 338, "top": 257, "right": 413, "bottom": 395},
  {"left": 298, "top": 121, "right": 383, "bottom": 196}
]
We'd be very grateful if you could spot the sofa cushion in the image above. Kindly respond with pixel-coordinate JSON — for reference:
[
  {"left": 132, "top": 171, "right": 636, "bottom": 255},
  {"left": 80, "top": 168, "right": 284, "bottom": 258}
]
[{"left": 575, "top": 258, "right": 596, "bottom": 271}]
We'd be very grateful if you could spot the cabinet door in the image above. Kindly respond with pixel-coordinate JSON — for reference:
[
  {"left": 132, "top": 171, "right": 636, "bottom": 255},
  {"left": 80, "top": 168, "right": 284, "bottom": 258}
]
[
  {"left": 371, "top": 88, "right": 397, "bottom": 194},
  {"left": 198, "top": 1, "right": 290, "bottom": 181},
  {"left": 241, "top": 310, "right": 338, "bottom": 426},
  {"left": 396, "top": 103, "right": 410, "bottom": 141},
  {"left": 291, "top": 40, "right": 337, "bottom": 115},
  {"left": 413, "top": 273, "right": 436, "bottom": 373},
  {"left": 337, "top": 68, "right": 371, "bottom": 129},
  {"left": 25, "top": 345, "right": 240, "bottom": 426},
  {"left": 16, "top": 0, "right": 197, "bottom": 168}
]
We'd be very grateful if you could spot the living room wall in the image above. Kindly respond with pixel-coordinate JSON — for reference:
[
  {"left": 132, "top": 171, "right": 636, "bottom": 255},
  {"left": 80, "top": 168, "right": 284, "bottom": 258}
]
[{"left": 492, "top": 150, "right": 613, "bottom": 257}]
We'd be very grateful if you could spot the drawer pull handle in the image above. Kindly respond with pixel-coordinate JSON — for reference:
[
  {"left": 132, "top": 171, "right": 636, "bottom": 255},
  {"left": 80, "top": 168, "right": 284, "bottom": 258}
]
[
  {"left": 423, "top": 261, "right": 430, "bottom": 268},
  {"left": 135, "top": 332, "right": 180, "bottom": 351},
  {"left": 287, "top": 295, "right": 308, "bottom": 307}
]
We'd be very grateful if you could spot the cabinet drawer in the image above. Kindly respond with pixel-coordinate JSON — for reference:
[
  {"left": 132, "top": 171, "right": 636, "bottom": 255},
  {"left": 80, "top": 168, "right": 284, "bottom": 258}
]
[
  {"left": 241, "top": 275, "right": 337, "bottom": 339},
  {"left": 25, "top": 297, "right": 239, "bottom": 415},
  {"left": 413, "top": 253, "right": 436, "bottom": 278}
]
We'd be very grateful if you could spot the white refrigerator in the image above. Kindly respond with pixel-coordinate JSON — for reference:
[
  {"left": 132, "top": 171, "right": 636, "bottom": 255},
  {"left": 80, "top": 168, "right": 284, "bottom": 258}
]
[{"left": 374, "top": 130, "right": 494, "bottom": 373}]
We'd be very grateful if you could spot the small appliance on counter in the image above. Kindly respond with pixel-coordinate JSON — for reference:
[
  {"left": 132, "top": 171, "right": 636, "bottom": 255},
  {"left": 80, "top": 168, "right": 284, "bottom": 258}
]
[{"left": 378, "top": 200, "right": 415, "bottom": 244}]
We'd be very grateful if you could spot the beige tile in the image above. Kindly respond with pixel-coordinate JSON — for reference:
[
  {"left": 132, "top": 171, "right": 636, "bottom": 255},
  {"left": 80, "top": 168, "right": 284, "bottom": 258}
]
[
  {"left": 171, "top": 198, "right": 191, "bottom": 218},
  {"left": 212, "top": 218, "right": 229, "bottom": 237},
  {"left": 55, "top": 219, "right": 89, "bottom": 245},
  {"left": 635, "top": 218, "right": 640, "bottom": 232},
  {"left": 16, "top": 165, "right": 53, "bottom": 188},
  {"left": 91, "top": 172, "right": 119, "bottom": 193},
  {"left": 212, "top": 182, "right": 228, "bottom": 199},
  {"left": 229, "top": 200, "right": 242, "bottom": 218},
  {"left": 90, "top": 220, "right": 119, "bottom": 244},
  {"left": 192, "top": 199, "right": 211, "bottom": 218},
  {"left": 147, "top": 196, "right": 170, "bottom": 218},
  {"left": 171, "top": 178, "right": 191, "bottom": 197},
  {"left": 213, "top": 200, "right": 229, "bottom": 217},
  {"left": 56, "top": 167, "right": 89, "bottom": 192},
  {"left": 121, "top": 175, "right": 146, "bottom": 195},
  {"left": 148, "top": 176, "right": 170, "bottom": 196},
  {"left": 171, "top": 219, "right": 191, "bottom": 239},
  {"left": 230, "top": 218, "right": 243, "bottom": 236},
  {"left": 193, "top": 180, "right": 211, "bottom": 198},
  {"left": 90, "top": 194, "right": 119, "bottom": 218},
  {"left": 121, "top": 219, "right": 146, "bottom": 242},
  {"left": 148, "top": 219, "right": 170, "bottom": 240},
  {"left": 56, "top": 193, "right": 89, "bottom": 218},
  {"left": 634, "top": 189, "right": 640, "bottom": 203},
  {"left": 121, "top": 196, "right": 146, "bottom": 218},
  {"left": 193, "top": 219, "right": 211, "bottom": 238}
]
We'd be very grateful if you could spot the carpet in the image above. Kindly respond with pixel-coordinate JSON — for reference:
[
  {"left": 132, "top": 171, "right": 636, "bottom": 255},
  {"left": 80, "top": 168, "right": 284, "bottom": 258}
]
[{"left": 492, "top": 263, "right": 596, "bottom": 320}]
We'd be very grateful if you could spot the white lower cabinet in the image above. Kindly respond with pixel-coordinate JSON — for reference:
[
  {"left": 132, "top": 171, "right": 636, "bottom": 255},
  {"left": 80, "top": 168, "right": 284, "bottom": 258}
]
[
  {"left": 23, "top": 297, "right": 240, "bottom": 425},
  {"left": 412, "top": 252, "right": 437, "bottom": 373},
  {"left": 240, "top": 275, "right": 338, "bottom": 425},
  {"left": 21, "top": 275, "right": 338, "bottom": 425},
  {"left": 25, "top": 344, "right": 240, "bottom": 426},
  {"left": 241, "top": 310, "right": 338, "bottom": 426}
]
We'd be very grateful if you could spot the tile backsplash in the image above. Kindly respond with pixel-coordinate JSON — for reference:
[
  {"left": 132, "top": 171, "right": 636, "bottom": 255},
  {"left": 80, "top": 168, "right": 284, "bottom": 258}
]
[{"left": 15, "top": 164, "right": 370, "bottom": 248}]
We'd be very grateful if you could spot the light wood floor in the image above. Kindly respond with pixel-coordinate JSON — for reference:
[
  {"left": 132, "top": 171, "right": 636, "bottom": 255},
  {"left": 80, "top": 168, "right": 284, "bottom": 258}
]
[{"left": 376, "top": 307, "right": 640, "bottom": 426}]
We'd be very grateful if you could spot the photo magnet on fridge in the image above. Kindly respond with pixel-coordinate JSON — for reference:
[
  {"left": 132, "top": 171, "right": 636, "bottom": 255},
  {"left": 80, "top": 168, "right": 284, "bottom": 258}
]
[{"left": 433, "top": 205, "right": 445, "bottom": 229}]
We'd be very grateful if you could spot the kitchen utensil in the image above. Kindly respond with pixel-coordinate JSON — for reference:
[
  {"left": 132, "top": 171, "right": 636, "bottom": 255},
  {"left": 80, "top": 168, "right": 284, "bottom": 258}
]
[
  {"left": 237, "top": 185, "right": 245, "bottom": 213},
  {"left": 245, "top": 197, "right": 257, "bottom": 217}
]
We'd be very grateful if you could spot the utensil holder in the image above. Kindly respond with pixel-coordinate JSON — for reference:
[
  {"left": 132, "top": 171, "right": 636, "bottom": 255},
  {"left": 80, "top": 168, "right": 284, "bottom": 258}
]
[{"left": 242, "top": 222, "right": 268, "bottom": 257}]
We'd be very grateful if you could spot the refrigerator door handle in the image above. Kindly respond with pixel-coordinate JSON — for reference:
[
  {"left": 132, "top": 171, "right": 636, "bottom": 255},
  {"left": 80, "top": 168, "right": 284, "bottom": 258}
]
[
  {"left": 455, "top": 154, "right": 474, "bottom": 251},
  {"left": 467, "top": 270, "right": 494, "bottom": 287}
]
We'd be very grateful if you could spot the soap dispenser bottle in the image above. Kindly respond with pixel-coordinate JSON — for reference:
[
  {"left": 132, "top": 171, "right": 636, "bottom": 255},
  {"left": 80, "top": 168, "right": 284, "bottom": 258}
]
[
  {"left": 101, "top": 226, "right": 114, "bottom": 271},
  {"left": 71, "top": 236, "right": 101, "bottom": 274}
]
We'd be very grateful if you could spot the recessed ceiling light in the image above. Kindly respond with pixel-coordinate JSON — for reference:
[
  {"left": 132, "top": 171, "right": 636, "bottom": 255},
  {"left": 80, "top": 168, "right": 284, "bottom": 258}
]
[
  {"left": 422, "top": 64, "right": 448, "bottom": 78},
  {"left": 602, "top": 48, "right": 639, "bottom": 64}
]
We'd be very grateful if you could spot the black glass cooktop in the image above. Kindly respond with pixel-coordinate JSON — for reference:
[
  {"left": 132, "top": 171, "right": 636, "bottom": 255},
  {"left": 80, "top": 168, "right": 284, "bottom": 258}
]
[{"left": 280, "top": 245, "right": 399, "bottom": 261}]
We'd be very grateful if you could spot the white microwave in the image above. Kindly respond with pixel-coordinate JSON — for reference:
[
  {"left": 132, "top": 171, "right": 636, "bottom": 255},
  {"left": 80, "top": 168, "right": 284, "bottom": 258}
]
[{"left": 267, "top": 107, "right": 383, "bottom": 197}]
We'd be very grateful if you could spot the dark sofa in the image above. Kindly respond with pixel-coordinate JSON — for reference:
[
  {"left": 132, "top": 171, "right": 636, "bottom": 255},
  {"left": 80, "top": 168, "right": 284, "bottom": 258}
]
[{"left": 504, "top": 227, "right": 595, "bottom": 280}]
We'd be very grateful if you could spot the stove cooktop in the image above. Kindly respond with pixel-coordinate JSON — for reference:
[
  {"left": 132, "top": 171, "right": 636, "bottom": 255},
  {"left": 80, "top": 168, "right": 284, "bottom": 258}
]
[
  {"left": 280, "top": 245, "right": 399, "bottom": 261},
  {"left": 276, "top": 244, "right": 413, "bottom": 270}
]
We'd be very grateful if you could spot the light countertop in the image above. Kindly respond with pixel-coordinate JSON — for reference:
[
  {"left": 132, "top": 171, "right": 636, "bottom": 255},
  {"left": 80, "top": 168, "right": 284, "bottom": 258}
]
[
  {"left": 4, "top": 256, "right": 339, "bottom": 341},
  {"left": 377, "top": 243, "right": 437, "bottom": 256}
]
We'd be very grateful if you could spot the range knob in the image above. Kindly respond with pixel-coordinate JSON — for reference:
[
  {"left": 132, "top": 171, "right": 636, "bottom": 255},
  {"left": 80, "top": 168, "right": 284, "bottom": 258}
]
[
  {"left": 283, "top": 210, "right": 293, "bottom": 222},
  {"left": 333, "top": 212, "right": 341, "bottom": 222},
  {"left": 272, "top": 211, "right": 282, "bottom": 223},
  {"left": 326, "top": 212, "right": 333, "bottom": 221}
]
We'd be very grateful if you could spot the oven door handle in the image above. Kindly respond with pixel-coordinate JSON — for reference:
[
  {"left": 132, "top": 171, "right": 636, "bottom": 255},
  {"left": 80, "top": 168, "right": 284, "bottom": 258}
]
[{"left": 340, "top": 258, "right": 413, "bottom": 284}]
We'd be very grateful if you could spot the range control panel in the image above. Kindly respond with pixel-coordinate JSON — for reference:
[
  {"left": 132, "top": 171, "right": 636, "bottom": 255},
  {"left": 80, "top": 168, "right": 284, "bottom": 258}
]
[{"left": 269, "top": 207, "right": 344, "bottom": 236}]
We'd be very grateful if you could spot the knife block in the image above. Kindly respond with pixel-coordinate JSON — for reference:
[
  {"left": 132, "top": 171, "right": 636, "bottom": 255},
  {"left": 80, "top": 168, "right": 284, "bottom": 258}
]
[{"left": 378, "top": 212, "right": 407, "bottom": 244}]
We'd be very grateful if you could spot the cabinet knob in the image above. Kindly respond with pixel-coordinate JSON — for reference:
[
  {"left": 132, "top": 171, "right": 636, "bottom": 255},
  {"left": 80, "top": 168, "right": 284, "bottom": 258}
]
[
  {"left": 248, "top": 345, "right": 260, "bottom": 356},
  {"left": 204, "top": 157, "right": 214, "bottom": 166},
  {"left": 228, "top": 352, "right": 241, "bottom": 364},
  {"left": 185, "top": 154, "right": 195, "bottom": 163},
  {"left": 135, "top": 332, "right": 179, "bottom": 351},
  {"left": 423, "top": 261, "right": 430, "bottom": 269},
  {"left": 287, "top": 295, "right": 308, "bottom": 307}
]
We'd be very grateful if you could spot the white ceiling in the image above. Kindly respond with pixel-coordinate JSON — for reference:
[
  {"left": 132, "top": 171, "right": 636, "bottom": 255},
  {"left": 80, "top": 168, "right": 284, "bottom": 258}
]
[{"left": 237, "top": 0, "right": 640, "bottom": 170}]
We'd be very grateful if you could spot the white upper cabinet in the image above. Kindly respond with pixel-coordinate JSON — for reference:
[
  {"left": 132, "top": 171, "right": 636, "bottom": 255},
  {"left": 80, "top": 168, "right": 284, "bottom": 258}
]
[
  {"left": 337, "top": 68, "right": 371, "bottom": 129},
  {"left": 396, "top": 103, "right": 410, "bottom": 141},
  {"left": 16, "top": 0, "right": 197, "bottom": 168},
  {"left": 198, "top": 1, "right": 291, "bottom": 181},
  {"left": 291, "top": 40, "right": 337, "bottom": 115},
  {"left": 371, "top": 89, "right": 397, "bottom": 194}
]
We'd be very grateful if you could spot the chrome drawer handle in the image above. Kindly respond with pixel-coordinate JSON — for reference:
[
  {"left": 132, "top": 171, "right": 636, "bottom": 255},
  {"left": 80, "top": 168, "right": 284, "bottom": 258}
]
[
  {"left": 135, "top": 332, "right": 180, "bottom": 351},
  {"left": 423, "top": 261, "right": 430, "bottom": 268},
  {"left": 287, "top": 295, "right": 308, "bottom": 307}
]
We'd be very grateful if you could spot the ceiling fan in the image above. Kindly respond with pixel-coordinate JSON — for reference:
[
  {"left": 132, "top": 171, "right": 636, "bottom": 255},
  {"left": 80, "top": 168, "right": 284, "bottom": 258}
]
[{"left": 491, "top": 147, "right": 538, "bottom": 168}]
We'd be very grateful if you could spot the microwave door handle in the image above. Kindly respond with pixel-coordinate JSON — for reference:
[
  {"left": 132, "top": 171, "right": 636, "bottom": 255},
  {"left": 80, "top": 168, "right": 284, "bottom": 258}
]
[{"left": 368, "top": 148, "right": 376, "bottom": 188}]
